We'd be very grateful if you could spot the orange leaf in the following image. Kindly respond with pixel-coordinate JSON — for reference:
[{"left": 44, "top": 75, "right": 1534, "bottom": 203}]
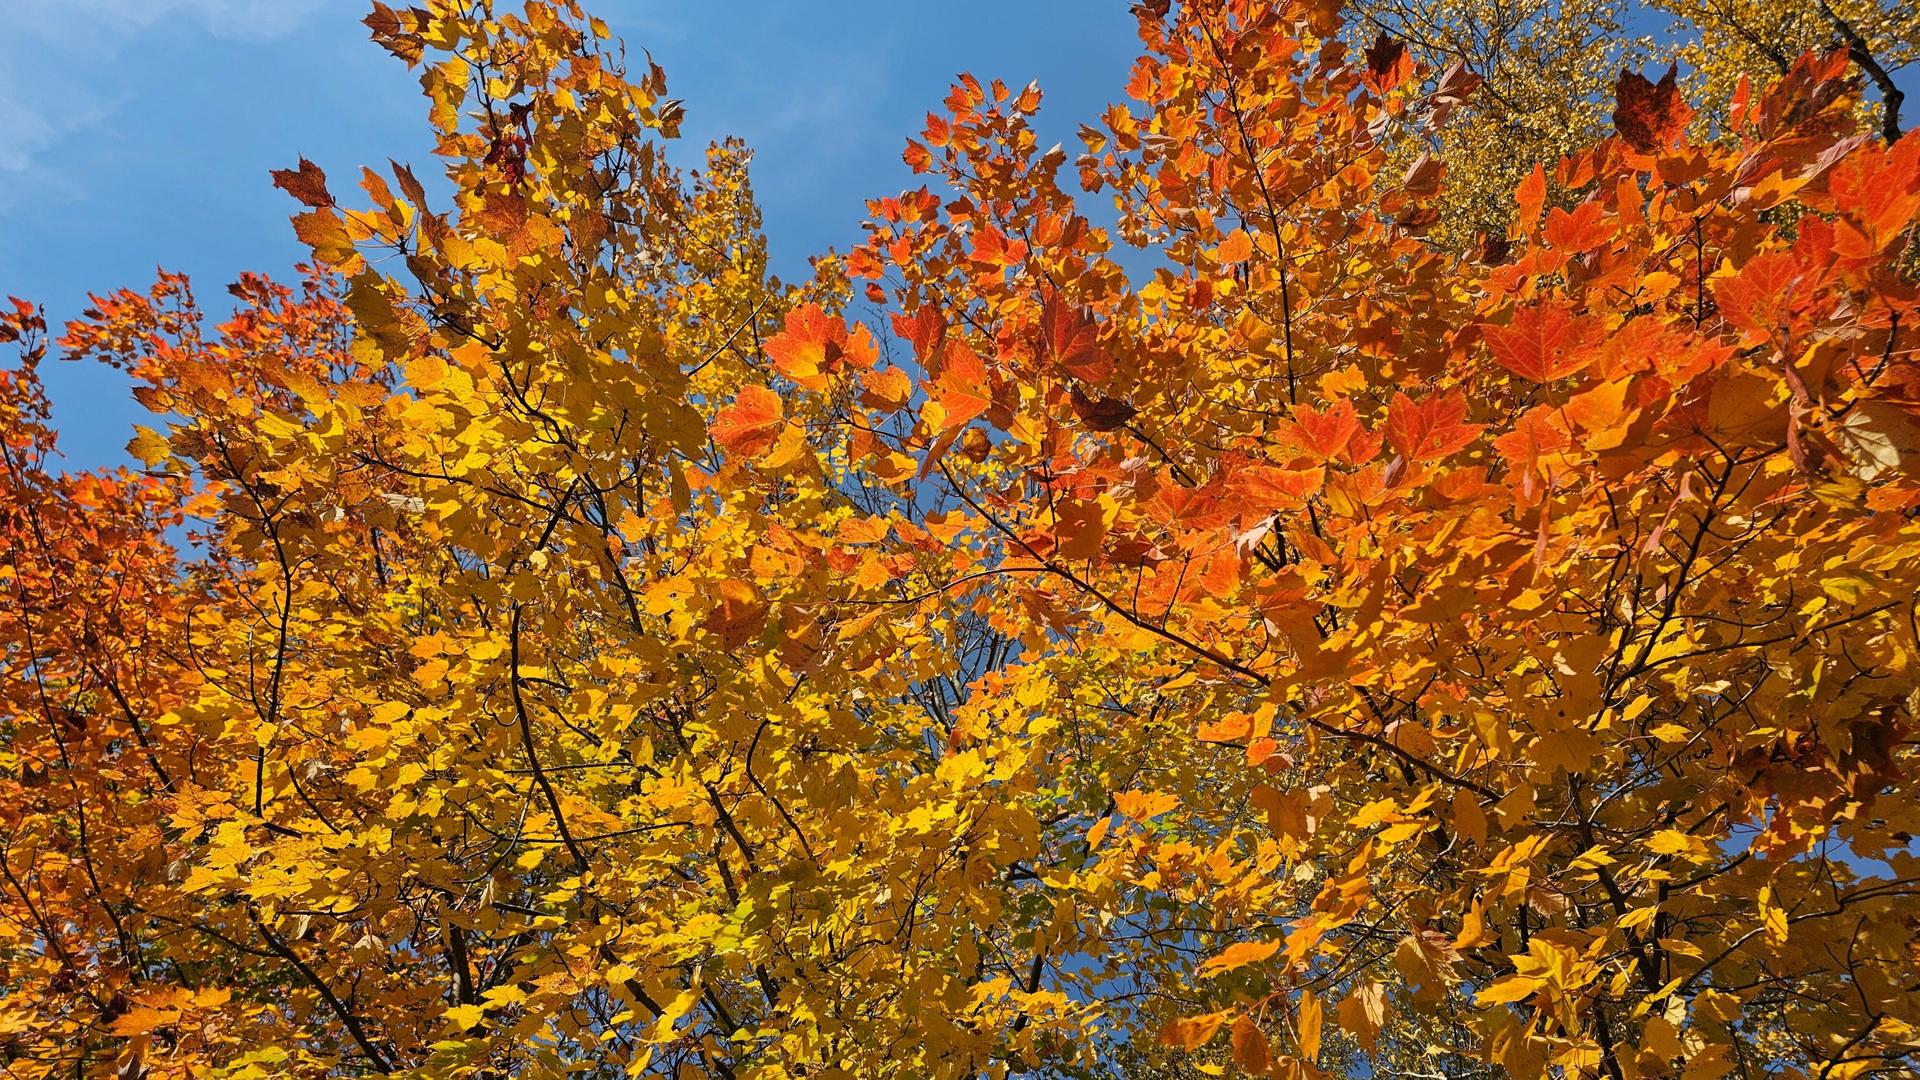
[
  {"left": 1543, "top": 200, "right": 1612, "bottom": 253},
  {"left": 1085, "top": 814, "right": 1113, "bottom": 852},
  {"left": 860, "top": 366, "right": 913, "bottom": 412},
  {"left": 711, "top": 385, "right": 785, "bottom": 458},
  {"left": 1234, "top": 465, "right": 1325, "bottom": 511},
  {"left": 1217, "top": 228, "right": 1254, "bottom": 264},
  {"left": 766, "top": 304, "right": 876, "bottom": 387},
  {"left": 1713, "top": 251, "right": 1803, "bottom": 345},
  {"left": 1827, "top": 132, "right": 1920, "bottom": 256},
  {"left": 970, "top": 225, "right": 1028, "bottom": 267},
  {"left": 1042, "top": 292, "right": 1112, "bottom": 382},
  {"left": 1197, "top": 939, "right": 1279, "bottom": 978},
  {"left": 1363, "top": 32, "right": 1412, "bottom": 92},
  {"left": 1385, "top": 389, "right": 1481, "bottom": 462},
  {"left": 1114, "top": 790, "right": 1180, "bottom": 820},
  {"left": 1297, "top": 988, "right": 1323, "bottom": 1061},
  {"left": 1494, "top": 406, "right": 1573, "bottom": 473},
  {"left": 1157, "top": 1012, "right": 1226, "bottom": 1050},
  {"left": 1232, "top": 1015, "right": 1274, "bottom": 1072},
  {"left": 1515, "top": 162, "right": 1547, "bottom": 232},
  {"left": 1276, "top": 399, "right": 1360, "bottom": 462},
  {"left": 1613, "top": 64, "right": 1692, "bottom": 153},
  {"left": 891, "top": 305, "right": 945, "bottom": 360},
  {"left": 926, "top": 340, "right": 992, "bottom": 436},
  {"left": 1483, "top": 303, "right": 1595, "bottom": 382}
]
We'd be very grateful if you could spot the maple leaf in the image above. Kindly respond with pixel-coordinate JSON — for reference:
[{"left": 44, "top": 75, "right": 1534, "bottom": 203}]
[
  {"left": 1042, "top": 292, "right": 1112, "bottom": 382},
  {"left": 1385, "top": 389, "right": 1482, "bottom": 461},
  {"left": 927, "top": 339, "right": 992, "bottom": 436},
  {"left": 1069, "top": 386, "right": 1136, "bottom": 431},
  {"left": 270, "top": 157, "right": 333, "bottom": 208},
  {"left": 711, "top": 384, "right": 785, "bottom": 457},
  {"left": 1233, "top": 464, "right": 1324, "bottom": 511},
  {"left": 1197, "top": 940, "right": 1280, "bottom": 978},
  {"left": 1483, "top": 302, "right": 1596, "bottom": 382},
  {"left": 1613, "top": 64, "right": 1692, "bottom": 153},
  {"left": 891, "top": 304, "right": 945, "bottom": 360},
  {"left": 970, "top": 224, "right": 1028, "bottom": 267},
  {"left": 1275, "top": 399, "right": 1360, "bottom": 462},
  {"left": 1543, "top": 200, "right": 1612, "bottom": 252},
  {"left": 1713, "top": 251, "right": 1804, "bottom": 345},
  {"left": 1364, "top": 32, "right": 1413, "bottom": 92},
  {"left": 766, "top": 304, "right": 876, "bottom": 387}
]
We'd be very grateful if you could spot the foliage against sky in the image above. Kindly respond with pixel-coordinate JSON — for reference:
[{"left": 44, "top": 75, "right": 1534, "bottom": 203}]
[{"left": 3, "top": 1, "right": 1920, "bottom": 1078}]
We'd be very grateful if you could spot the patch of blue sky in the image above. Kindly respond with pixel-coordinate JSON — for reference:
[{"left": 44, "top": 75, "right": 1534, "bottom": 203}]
[{"left": 0, "top": 0, "right": 1140, "bottom": 471}]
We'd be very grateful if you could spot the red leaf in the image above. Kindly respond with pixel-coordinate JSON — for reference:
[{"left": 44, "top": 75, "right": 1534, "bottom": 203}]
[
  {"left": 1544, "top": 200, "right": 1612, "bottom": 253},
  {"left": 271, "top": 157, "right": 333, "bottom": 208},
  {"left": 1364, "top": 32, "right": 1412, "bottom": 93},
  {"left": 1712, "top": 251, "right": 1803, "bottom": 345},
  {"left": 1483, "top": 303, "right": 1595, "bottom": 383},
  {"left": 891, "top": 305, "right": 946, "bottom": 361},
  {"left": 1276, "top": 399, "right": 1360, "bottom": 462},
  {"left": 1613, "top": 64, "right": 1692, "bottom": 154},
  {"left": 1070, "top": 386, "right": 1137, "bottom": 431},
  {"left": 1385, "top": 389, "right": 1481, "bottom": 462},
  {"left": 711, "top": 385, "right": 785, "bottom": 457},
  {"left": 1042, "top": 292, "right": 1112, "bottom": 382},
  {"left": 766, "top": 304, "right": 876, "bottom": 387}
]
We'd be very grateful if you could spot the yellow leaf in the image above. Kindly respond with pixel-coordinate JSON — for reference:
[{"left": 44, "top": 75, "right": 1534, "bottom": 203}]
[
  {"left": 1197, "top": 939, "right": 1279, "bottom": 979},
  {"left": 1619, "top": 906, "right": 1659, "bottom": 932},
  {"left": 1113, "top": 790, "right": 1179, "bottom": 821},
  {"left": 443, "top": 1003, "right": 487, "bottom": 1031},
  {"left": 1646, "top": 830, "right": 1711, "bottom": 860},
  {"left": 405, "top": 353, "right": 449, "bottom": 390},
  {"left": 1296, "top": 988, "right": 1323, "bottom": 1061},
  {"left": 1336, "top": 981, "right": 1387, "bottom": 1051},
  {"left": 1475, "top": 974, "right": 1544, "bottom": 1005},
  {"left": 1157, "top": 1012, "right": 1226, "bottom": 1049},
  {"left": 1085, "top": 814, "right": 1112, "bottom": 853},
  {"left": 127, "top": 425, "right": 171, "bottom": 467}
]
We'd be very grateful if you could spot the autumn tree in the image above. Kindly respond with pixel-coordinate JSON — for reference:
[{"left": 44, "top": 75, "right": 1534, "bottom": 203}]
[
  {"left": 3, "top": 0, "right": 1920, "bottom": 1079},
  {"left": 1347, "top": 0, "right": 1916, "bottom": 241}
]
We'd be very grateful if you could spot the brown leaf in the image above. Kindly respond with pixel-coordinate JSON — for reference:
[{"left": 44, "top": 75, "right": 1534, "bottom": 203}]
[
  {"left": 1069, "top": 386, "right": 1137, "bottom": 432},
  {"left": 270, "top": 158, "right": 333, "bottom": 208},
  {"left": 1364, "top": 32, "right": 1412, "bottom": 92},
  {"left": 1613, "top": 64, "right": 1692, "bottom": 153}
]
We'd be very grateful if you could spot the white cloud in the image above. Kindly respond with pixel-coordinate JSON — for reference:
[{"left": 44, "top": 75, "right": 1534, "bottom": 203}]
[
  {"left": 0, "top": 0, "right": 332, "bottom": 183},
  {"left": 12, "top": 0, "right": 333, "bottom": 42}
]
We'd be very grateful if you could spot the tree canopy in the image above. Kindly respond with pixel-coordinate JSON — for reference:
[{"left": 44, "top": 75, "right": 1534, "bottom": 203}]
[{"left": 3, "top": 1, "right": 1920, "bottom": 1077}]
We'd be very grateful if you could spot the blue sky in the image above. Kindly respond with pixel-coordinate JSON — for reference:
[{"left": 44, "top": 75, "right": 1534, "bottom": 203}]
[
  {"left": 0, "top": 0, "right": 1141, "bottom": 471},
  {"left": 4, "top": 3, "right": 1914, "bottom": 473}
]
